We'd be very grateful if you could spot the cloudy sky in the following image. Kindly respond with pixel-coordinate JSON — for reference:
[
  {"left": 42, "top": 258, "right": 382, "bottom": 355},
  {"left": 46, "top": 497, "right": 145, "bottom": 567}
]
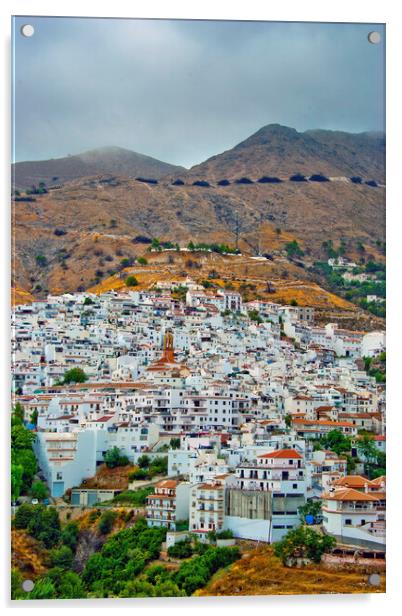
[{"left": 12, "top": 17, "right": 385, "bottom": 168}]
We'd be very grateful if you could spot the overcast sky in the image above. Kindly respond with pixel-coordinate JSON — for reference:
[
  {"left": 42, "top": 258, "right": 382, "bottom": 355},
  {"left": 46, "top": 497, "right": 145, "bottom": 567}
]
[{"left": 12, "top": 17, "right": 385, "bottom": 168}]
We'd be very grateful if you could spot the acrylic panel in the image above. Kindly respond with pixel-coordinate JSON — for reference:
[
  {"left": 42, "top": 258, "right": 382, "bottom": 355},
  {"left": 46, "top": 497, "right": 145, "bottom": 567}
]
[{"left": 11, "top": 16, "right": 386, "bottom": 601}]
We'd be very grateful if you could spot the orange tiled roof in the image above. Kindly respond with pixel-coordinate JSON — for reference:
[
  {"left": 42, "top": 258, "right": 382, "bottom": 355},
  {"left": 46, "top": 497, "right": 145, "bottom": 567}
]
[
  {"left": 334, "top": 475, "right": 376, "bottom": 489},
  {"left": 322, "top": 487, "right": 380, "bottom": 502},
  {"left": 258, "top": 449, "right": 303, "bottom": 460},
  {"left": 154, "top": 479, "right": 178, "bottom": 489}
]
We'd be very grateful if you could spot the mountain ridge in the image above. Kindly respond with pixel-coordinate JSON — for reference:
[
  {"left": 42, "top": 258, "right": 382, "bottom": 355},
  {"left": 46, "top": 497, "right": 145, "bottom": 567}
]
[{"left": 12, "top": 146, "right": 185, "bottom": 190}]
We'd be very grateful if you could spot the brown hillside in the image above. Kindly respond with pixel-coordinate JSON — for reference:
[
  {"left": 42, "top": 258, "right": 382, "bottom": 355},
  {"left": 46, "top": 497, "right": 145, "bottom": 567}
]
[
  {"left": 12, "top": 146, "right": 184, "bottom": 191},
  {"left": 197, "top": 545, "right": 385, "bottom": 596},
  {"left": 12, "top": 124, "right": 385, "bottom": 309},
  {"left": 186, "top": 124, "right": 385, "bottom": 182},
  {"left": 12, "top": 174, "right": 384, "bottom": 298}
]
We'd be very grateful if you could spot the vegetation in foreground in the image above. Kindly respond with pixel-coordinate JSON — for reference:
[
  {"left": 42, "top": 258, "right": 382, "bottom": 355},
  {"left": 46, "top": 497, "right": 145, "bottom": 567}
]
[{"left": 11, "top": 512, "right": 240, "bottom": 600}]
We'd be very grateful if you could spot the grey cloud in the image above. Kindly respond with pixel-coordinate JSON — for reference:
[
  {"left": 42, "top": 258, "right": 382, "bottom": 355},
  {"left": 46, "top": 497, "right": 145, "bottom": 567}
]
[{"left": 13, "top": 18, "right": 385, "bottom": 167}]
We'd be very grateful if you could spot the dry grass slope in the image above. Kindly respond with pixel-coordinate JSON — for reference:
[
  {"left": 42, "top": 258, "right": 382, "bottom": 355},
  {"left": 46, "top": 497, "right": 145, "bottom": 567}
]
[{"left": 196, "top": 546, "right": 385, "bottom": 596}]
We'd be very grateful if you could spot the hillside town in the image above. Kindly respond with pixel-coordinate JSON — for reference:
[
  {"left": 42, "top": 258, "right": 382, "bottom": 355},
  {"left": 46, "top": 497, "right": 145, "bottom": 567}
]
[{"left": 11, "top": 278, "right": 386, "bottom": 552}]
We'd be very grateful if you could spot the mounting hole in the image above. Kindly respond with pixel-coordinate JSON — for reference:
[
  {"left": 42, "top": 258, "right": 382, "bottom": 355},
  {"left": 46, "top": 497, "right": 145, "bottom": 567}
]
[
  {"left": 368, "top": 573, "right": 381, "bottom": 586},
  {"left": 21, "top": 24, "right": 35, "bottom": 38},
  {"left": 22, "top": 579, "right": 34, "bottom": 592},
  {"left": 368, "top": 31, "right": 381, "bottom": 44}
]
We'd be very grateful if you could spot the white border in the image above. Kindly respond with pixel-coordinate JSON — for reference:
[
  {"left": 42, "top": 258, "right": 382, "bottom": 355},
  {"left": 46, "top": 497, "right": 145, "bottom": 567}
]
[{"left": 1, "top": 1, "right": 401, "bottom": 615}]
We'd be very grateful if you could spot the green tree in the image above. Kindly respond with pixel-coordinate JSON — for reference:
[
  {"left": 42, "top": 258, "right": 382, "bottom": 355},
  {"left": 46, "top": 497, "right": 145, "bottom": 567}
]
[
  {"left": 61, "top": 521, "right": 80, "bottom": 552},
  {"left": 46, "top": 568, "right": 87, "bottom": 599},
  {"left": 320, "top": 430, "right": 351, "bottom": 456},
  {"left": 11, "top": 463, "right": 23, "bottom": 501},
  {"left": 137, "top": 454, "right": 151, "bottom": 468},
  {"left": 357, "top": 435, "right": 378, "bottom": 465},
  {"left": 128, "top": 468, "right": 150, "bottom": 481},
  {"left": 20, "top": 505, "right": 61, "bottom": 548},
  {"left": 137, "top": 257, "right": 148, "bottom": 265},
  {"left": 11, "top": 424, "right": 36, "bottom": 450},
  {"left": 298, "top": 500, "right": 322, "bottom": 521},
  {"left": 12, "top": 402, "right": 25, "bottom": 425},
  {"left": 104, "top": 446, "right": 129, "bottom": 468},
  {"left": 170, "top": 437, "right": 181, "bottom": 450},
  {"left": 30, "top": 408, "right": 38, "bottom": 426},
  {"left": 125, "top": 275, "right": 139, "bottom": 287},
  {"left": 62, "top": 367, "right": 88, "bottom": 384},
  {"left": 274, "top": 526, "right": 335, "bottom": 565},
  {"left": 14, "top": 503, "right": 35, "bottom": 529},
  {"left": 49, "top": 545, "right": 74, "bottom": 569},
  {"left": 167, "top": 539, "right": 194, "bottom": 559},
  {"left": 12, "top": 448, "right": 37, "bottom": 491},
  {"left": 98, "top": 510, "right": 117, "bottom": 534},
  {"left": 248, "top": 309, "right": 263, "bottom": 323},
  {"left": 31, "top": 480, "right": 48, "bottom": 501},
  {"left": 285, "top": 240, "right": 304, "bottom": 259},
  {"left": 35, "top": 254, "right": 48, "bottom": 267},
  {"left": 284, "top": 414, "right": 293, "bottom": 429}
]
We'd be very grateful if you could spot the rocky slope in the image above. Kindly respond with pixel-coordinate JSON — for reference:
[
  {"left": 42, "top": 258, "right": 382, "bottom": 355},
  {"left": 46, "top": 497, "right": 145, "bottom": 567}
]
[
  {"left": 183, "top": 124, "right": 385, "bottom": 182},
  {"left": 12, "top": 146, "right": 184, "bottom": 190},
  {"left": 12, "top": 124, "right": 385, "bottom": 312}
]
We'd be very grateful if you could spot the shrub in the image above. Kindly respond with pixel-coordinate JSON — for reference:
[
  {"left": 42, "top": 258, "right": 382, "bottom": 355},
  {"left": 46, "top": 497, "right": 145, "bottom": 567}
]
[
  {"left": 285, "top": 240, "right": 304, "bottom": 258},
  {"left": 54, "top": 228, "right": 67, "bottom": 236},
  {"left": 18, "top": 505, "right": 61, "bottom": 548},
  {"left": 134, "top": 235, "right": 152, "bottom": 244},
  {"left": 120, "top": 257, "right": 134, "bottom": 268},
  {"left": 137, "top": 257, "right": 148, "bottom": 265},
  {"left": 125, "top": 275, "right": 139, "bottom": 287},
  {"left": 217, "top": 179, "right": 230, "bottom": 186},
  {"left": 192, "top": 180, "right": 210, "bottom": 187},
  {"left": 215, "top": 529, "right": 234, "bottom": 539},
  {"left": 61, "top": 522, "right": 80, "bottom": 552},
  {"left": 104, "top": 446, "right": 130, "bottom": 468},
  {"left": 274, "top": 526, "right": 335, "bottom": 564},
  {"left": 136, "top": 177, "right": 158, "bottom": 184},
  {"left": 309, "top": 174, "right": 329, "bottom": 182},
  {"left": 235, "top": 177, "right": 253, "bottom": 184},
  {"left": 365, "top": 180, "right": 378, "bottom": 187},
  {"left": 174, "top": 546, "right": 240, "bottom": 595},
  {"left": 170, "top": 437, "right": 181, "bottom": 449},
  {"left": 167, "top": 539, "right": 193, "bottom": 559},
  {"left": 289, "top": 173, "right": 307, "bottom": 182},
  {"left": 14, "top": 503, "right": 35, "bottom": 529},
  {"left": 350, "top": 176, "right": 362, "bottom": 184},
  {"left": 62, "top": 368, "right": 88, "bottom": 384},
  {"left": 98, "top": 510, "right": 117, "bottom": 534},
  {"left": 31, "top": 480, "right": 48, "bottom": 500},
  {"left": 128, "top": 468, "right": 150, "bottom": 481},
  {"left": 172, "top": 179, "right": 185, "bottom": 185},
  {"left": 258, "top": 176, "right": 282, "bottom": 183},
  {"left": 137, "top": 454, "right": 151, "bottom": 468},
  {"left": 36, "top": 254, "right": 48, "bottom": 267},
  {"left": 49, "top": 545, "right": 74, "bottom": 569},
  {"left": 112, "top": 487, "right": 154, "bottom": 506}
]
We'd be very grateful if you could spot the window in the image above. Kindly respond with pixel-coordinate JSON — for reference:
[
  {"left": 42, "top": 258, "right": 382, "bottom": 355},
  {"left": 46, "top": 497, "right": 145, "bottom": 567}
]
[
  {"left": 344, "top": 519, "right": 352, "bottom": 526},
  {"left": 56, "top": 472, "right": 63, "bottom": 480},
  {"left": 292, "top": 484, "right": 298, "bottom": 489}
]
